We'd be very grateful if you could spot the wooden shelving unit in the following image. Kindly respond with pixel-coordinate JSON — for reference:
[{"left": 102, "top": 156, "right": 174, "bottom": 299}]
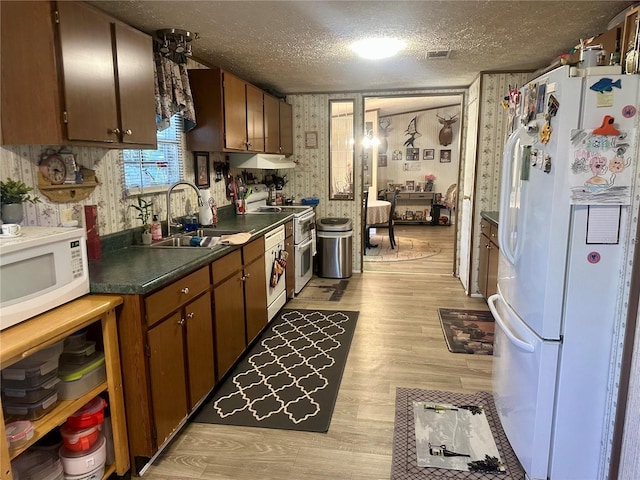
[
  {"left": 385, "top": 190, "right": 451, "bottom": 225},
  {"left": 0, "top": 295, "right": 128, "bottom": 480}
]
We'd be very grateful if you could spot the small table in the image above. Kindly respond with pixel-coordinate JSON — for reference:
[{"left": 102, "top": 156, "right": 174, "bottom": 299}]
[{"left": 366, "top": 200, "right": 391, "bottom": 248}]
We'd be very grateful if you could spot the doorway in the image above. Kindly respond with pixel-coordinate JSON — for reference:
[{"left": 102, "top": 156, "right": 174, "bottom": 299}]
[{"left": 362, "top": 94, "right": 463, "bottom": 275}]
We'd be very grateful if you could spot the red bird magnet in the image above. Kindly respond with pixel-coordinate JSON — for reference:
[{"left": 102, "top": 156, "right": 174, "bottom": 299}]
[{"left": 593, "top": 115, "right": 619, "bottom": 136}]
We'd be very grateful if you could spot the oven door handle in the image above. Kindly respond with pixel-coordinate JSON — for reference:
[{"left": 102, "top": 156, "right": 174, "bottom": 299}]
[{"left": 295, "top": 237, "right": 314, "bottom": 250}]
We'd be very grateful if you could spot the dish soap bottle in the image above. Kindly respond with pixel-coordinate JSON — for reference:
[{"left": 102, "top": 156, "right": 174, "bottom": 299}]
[{"left": 151, "top": 214, "right": 162, "bottom": 241}]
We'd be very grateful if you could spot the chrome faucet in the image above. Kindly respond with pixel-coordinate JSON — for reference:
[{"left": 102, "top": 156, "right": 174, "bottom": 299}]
[{"left": 166, "top": 180, "right": 204, "bottom": 236}]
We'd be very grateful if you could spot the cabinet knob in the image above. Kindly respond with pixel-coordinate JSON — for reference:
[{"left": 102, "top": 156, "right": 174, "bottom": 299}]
[
  {"left": 241, "top": 273, "right": 251, "bottom": 281},
  {"left": 109, "top": 128, "right": 121, "bottom": 135},
  {"left": 486, "top": 244, "right": 492, "bottom": 249},
  {"left": 181, "top": 287, "right": 190, "bottom": 294},
  {"left": 186, "top": 312, "right": 194, "bottom": 320},
  {"left": 124, "top": 129, "right": 133, "bottom": 136},
  {"left": 178, "top": 318, "right": 185, "bottom": 325}
]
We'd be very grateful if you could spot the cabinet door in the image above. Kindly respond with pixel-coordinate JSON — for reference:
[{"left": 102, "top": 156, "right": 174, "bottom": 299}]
[
  {"left": 244, "top": 255, "right": 268, "bottom": 344},
  {"left": 147, "top": 312, "right": 189, "bottom": 447},
  {"left": 213, "top": 273, "right": 246, "bottom": 377},
  {"left": 57, "top": 2, "right": 119, "bottom": 143},
  {"left": 114, "top": 23, "right": 156, "bottom": 147},
  {"left": 223, "top": 72, "right": 248, "bottom": 150},
  {"left": 478, "top": 234, "right": 490, "bottom": 298},
  {"left": 264, "top": 93, "right": 280, "bottom": 154},
  {"left": 184, "top": 292, "right": 215, "bottom": 409},
  {"left": 246, "top": 83, "right": 264, "bottom": 152},
  {"left": 279, "top": 101, "right": 293, "bottom": 155}
]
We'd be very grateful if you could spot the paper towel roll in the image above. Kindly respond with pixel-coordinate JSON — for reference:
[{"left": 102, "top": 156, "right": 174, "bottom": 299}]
[
  {"left": 199, "top": 205, "right": 214, "bottom": 226},
  {"left": 199, "top": 190, "right": 214, "bottom": 225}
]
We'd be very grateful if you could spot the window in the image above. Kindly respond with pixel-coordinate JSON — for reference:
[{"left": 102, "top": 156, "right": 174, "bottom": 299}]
[{"left": 122, "top": 113, "right": 184, "bottom": 195}]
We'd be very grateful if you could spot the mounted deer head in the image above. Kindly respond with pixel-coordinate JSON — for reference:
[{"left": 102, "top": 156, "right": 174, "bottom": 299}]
[{"left": 436, "top": 114, "right": 458, "bottom": 146}]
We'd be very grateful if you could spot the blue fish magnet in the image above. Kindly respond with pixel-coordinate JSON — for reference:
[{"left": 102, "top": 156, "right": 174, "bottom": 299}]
[{"left": 590, "top": 78, "right": 622, "bottom": 93}]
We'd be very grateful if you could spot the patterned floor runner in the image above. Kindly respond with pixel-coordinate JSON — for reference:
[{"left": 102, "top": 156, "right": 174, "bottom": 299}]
[{"left": 193, "top": 309, "right": 358, "bottom": 432}]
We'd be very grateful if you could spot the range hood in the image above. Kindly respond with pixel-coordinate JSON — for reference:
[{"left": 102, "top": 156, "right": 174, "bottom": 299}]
[{"left": 228, "top": 153, "right": 296, "bottom": 169}]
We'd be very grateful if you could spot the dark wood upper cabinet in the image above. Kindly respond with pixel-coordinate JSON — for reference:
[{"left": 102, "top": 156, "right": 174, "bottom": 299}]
[
  {"left": 279, "top": 101, "right": 293, "bottom": 156},
  {"left": 187, "top": 67, "right": 293, "bottom": 155},
  {"left": 264, "top": 93, "right": 281, "bottom": 154},
  {"left": 0, "top": 1, "right": 156, "bottom": 148}
]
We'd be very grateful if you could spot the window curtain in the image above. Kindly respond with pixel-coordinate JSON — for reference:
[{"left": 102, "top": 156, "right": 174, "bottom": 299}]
[{"left": 154, "top": 52, "right": 196, "bottom": 132}]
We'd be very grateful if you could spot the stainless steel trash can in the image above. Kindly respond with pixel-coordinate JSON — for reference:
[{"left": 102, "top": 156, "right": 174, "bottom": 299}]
[{"left": 316, "top": 218, "right": 352, "bottom": 279}]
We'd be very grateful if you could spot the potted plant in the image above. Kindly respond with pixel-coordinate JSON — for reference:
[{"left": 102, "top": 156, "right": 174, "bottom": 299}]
[
  {"left": 0, "top": 178, "right": 40, "bottom": 224},
  {"left": 130, "top": 196, "right": 153, "bottom": 244}
]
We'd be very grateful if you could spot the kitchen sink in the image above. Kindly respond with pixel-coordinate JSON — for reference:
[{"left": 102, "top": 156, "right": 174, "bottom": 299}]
[
  {"left": 195, "top": 227, "right": 254, "bottom": 237},
  {"left": 139, "top": 228, "right": 253, "bottom": 249}
]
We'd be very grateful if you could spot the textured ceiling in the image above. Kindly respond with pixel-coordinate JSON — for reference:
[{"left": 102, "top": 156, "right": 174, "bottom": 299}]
[{"left": 89, "top": 1, "right": 633, "bottom": 96}]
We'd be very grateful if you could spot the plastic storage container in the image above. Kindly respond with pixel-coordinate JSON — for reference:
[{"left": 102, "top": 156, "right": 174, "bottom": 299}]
[
  {"left": 5, "top": 420, "right": 35, "bottom": 452},
  {"left": 11, "top": 450, "right": 64, "bottom": 480},
  {"left": 58, "top": 434, "right": 106, "bottom": 476},
  {"left": 63, "top": 330, "right": 88, "bottom": 350},
  {"left": 60, "top": 424, "right": 100, "bottom": 452},
  {"left": 66, "top": 397, "right": 107, "bottom": 429},
  {"left": 57, "top": 354, "right": 106, "bottom": 401},
  {"left": 2, "top": 358, "right": 59, "bottom": 389},
  {"left": 59, "top": 342, "right": 96, "bottom": 365},
  {"left": 3, "top": 390, "right": 58, "bottom": 421},
  {"left": 316, "top": 218, "right": 353, "bottom": 279},
  {"left": 2, "top": 375, "right": 60, "bottom": 404},
  {"left": 62, "top": 464, "right": 104, "bottom": 480}
]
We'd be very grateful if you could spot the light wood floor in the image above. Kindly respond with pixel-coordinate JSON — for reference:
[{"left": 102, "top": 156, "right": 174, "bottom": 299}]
[{"left": 142, "top": 225, "right": 492, "bottom": 479}]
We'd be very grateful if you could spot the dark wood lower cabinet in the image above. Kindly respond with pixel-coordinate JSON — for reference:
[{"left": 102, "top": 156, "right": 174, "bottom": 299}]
[{"left": 117, "top": 235, "right": 270, "bottom": 474}]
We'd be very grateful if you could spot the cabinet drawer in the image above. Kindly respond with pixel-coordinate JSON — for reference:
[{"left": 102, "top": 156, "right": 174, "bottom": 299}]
[
  {"left": 145, "top": 267, "right": 209, "bottom": 326},
  {"left": 489, "top": 224, "right": 499, "bottom": 247},
  {"left": 411, "top": 193, "right": 433, "bottom": 200},
  {"left": 480, "top": 218, "right": 491, "bottom": 236},
  {"left": 284, "top": 220, "right": 294, "bottom": 239},
  {"left": 211, "top": 249, "right": 242, "bottom": 286},
  {"left": 396, "top": 193, "right": 411, "bottom": 200},
  {"left": 242, "top": 237, "right": 264, "bottom": 265}
]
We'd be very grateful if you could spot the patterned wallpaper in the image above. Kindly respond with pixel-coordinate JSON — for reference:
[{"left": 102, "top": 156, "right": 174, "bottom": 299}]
[
  {"left": 0, "top": 67, "right": 525, "bottom": 280},
  {"left": 286, "top": 89, "right": 467, "bottom": 273},
  {"left": 467, "top": 71, "right": 532, "bottom": 295}
]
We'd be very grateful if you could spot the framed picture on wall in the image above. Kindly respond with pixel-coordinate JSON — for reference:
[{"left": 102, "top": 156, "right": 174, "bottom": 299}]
[
  {"left": 423, "top": 148, "right": 435, "bottom": 160},
  {"left": 378, "top": 154, "right": 388, "bottom": 167},
  {"left": 406, "top": 147, "right": 419, "bottom": 161},
  {"left": 392, "top": 150, "right": 403, "bottom": 161},
  {"left": 305, "top": 131, "right": 318, "bottom": 149},
  {"left": 194, "top": 151, "right": 210, "bottom": 188},
  {"left": 440, "top": 149, "right": 452, "bottom": 163}
]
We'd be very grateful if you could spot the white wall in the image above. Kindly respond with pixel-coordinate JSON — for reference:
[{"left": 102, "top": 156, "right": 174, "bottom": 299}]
[{"left": 375, "top": 107, "right": 460, "bottom": 196}]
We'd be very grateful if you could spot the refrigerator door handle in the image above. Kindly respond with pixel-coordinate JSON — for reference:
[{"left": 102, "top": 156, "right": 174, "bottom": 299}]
[
  {"left": 499, "top": 128, "right": 521, "bottom": 266},
  {"left": 488, "top": 294, "right": 534, "bottom": 353}
]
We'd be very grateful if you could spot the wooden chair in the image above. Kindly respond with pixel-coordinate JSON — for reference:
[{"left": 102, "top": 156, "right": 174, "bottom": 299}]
[{"left": 367, "top": 188, "right": 398, "bottom": 249}]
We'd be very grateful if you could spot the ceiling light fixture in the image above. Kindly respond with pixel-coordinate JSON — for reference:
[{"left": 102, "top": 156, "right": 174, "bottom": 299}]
[
  {"left": 154, "top": 28, "right": 199, "bottom": 63},
  {"left": 350, "top": 38, "right": 406, "bottom": 60}
]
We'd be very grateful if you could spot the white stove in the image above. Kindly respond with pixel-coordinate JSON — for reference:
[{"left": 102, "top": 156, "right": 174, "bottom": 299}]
[{"left": 245, "top": 185, "right": 316, "bottom": 294}]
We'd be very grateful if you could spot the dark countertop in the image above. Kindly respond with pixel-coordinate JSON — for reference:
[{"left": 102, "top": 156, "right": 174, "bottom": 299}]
[
  {"left": 89, "top": 213, "right": 292, "bottom": 295},
  {"left": 481, "top": 211, "right": 499, "bottom": 226}
]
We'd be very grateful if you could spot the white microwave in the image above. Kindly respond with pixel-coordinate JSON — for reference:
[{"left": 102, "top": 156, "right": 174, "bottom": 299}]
[{"left": 0, "top": 226, "right": 90, "bottom": 330}]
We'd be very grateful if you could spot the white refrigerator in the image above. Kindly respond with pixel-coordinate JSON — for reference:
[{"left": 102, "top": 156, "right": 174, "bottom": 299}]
[{"left": 488, "top": 65, "right": 638, "bottom": 480}]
